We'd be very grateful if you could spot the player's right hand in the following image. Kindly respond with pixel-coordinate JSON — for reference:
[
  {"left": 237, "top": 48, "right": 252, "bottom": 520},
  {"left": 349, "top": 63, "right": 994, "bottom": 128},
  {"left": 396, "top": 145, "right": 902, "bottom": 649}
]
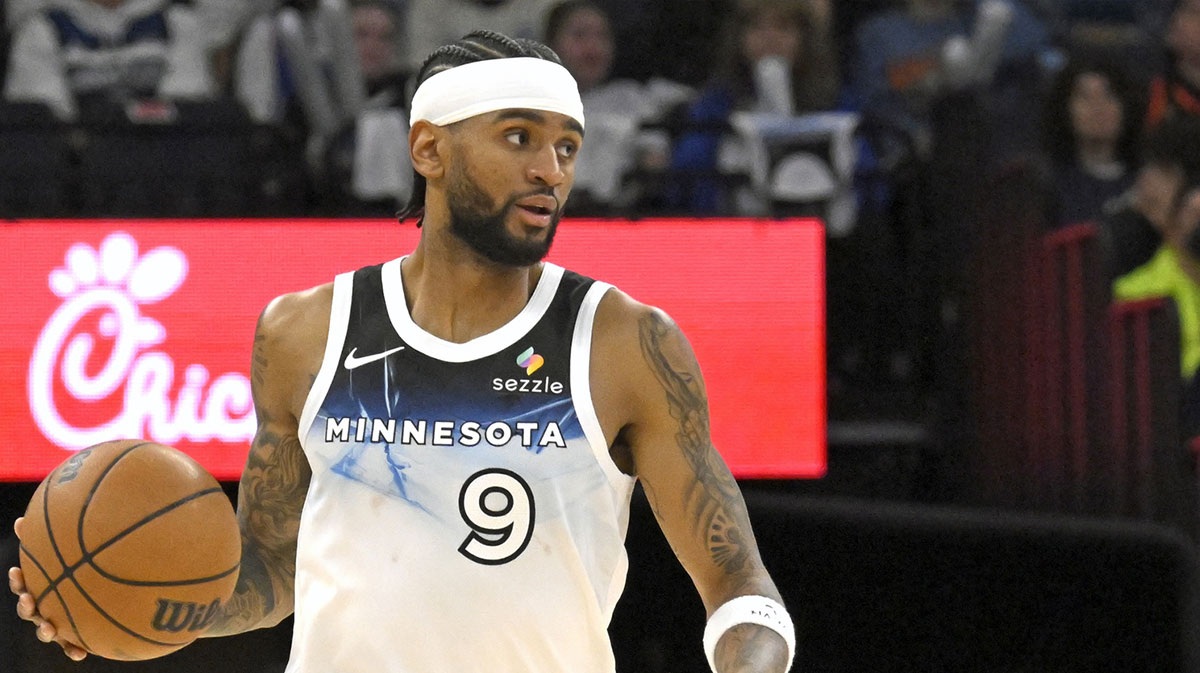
[{"left": 9, "top": 518, "right": 88, "bottom": 661}]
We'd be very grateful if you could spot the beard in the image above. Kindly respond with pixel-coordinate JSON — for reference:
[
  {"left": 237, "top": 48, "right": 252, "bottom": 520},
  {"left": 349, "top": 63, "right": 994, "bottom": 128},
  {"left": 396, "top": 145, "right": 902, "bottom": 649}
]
[{"left": 445, "top": 164, "right": 562, "bottom": 268}]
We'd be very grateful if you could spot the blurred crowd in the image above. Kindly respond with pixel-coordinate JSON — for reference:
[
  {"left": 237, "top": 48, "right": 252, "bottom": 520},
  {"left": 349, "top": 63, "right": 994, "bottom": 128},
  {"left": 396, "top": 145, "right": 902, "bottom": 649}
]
[
  {"left": 0, "top": 0, "right": 1119, "bottom": 217},
  {"left": 0, "top": 0, "right": 1179, "bottom": 214},
  {"left": 5, "top": 0, "right": 1200, "bottom": 461}
]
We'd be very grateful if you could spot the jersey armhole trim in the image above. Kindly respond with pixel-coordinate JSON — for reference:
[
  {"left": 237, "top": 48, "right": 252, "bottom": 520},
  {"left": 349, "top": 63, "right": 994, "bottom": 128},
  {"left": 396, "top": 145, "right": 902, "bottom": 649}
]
[
  {"left": 570, "top": 282, "right": 636, "bottom": 492},
  {"left": 298, "top": 272, "right": 354, "bottom": 451}
]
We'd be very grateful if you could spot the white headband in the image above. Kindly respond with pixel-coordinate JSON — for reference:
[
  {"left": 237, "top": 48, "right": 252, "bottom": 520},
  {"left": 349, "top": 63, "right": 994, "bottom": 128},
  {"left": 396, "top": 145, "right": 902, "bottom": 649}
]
[{"left": 409, "top": 57, "right": 585, "bottom": 130}]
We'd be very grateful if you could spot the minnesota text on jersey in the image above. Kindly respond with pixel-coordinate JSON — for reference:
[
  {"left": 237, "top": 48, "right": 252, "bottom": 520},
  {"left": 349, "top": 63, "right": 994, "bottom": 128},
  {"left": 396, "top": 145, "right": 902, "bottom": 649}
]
[{"left": 324, "top": 417, "right": 568, "bottom": 450}]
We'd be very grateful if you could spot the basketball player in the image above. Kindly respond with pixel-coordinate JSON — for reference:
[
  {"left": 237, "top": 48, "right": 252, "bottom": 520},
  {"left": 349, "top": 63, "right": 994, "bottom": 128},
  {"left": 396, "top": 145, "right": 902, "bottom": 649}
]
[{"left": 10, "top": 31, "right": 794, "bottom": 673}]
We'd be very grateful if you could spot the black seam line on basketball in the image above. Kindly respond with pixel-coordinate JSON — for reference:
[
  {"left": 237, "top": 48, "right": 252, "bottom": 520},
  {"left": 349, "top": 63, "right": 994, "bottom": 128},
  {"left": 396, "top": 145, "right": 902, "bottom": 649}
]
[
  {"left": 37, "top": 460, "right": 77, "bottom": 610},
  {"left": 76, "top": 440, "right": 154, "bottom": 561},
  {"left": 41, "top": 560, "right": 186, "bottom": 650},
  {"left": 72, "top": 440, "right": 189, "bottom": 590},
  {"left": 20, "top": 542, "right": 95, "bottom": 654},
  {"left": 34, "top": 441, "right": 154, "bottom": 607},
  {"left": 37, "top": 487, "right": 227, "bottom": 604},
  {"left": 91, "top": 560, "right": 240, "bottom": 588},
  {"left": 30, "top": 441, "right": 146, "bottom": 651}
]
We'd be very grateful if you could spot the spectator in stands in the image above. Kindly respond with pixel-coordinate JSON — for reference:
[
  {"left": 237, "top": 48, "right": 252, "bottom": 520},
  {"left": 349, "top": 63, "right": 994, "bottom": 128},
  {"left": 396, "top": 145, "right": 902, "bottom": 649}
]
[
  {"left": 323, "top": 0, "right": 411, "bottom": 213},
  {"left": 3, "top": 0, "right": 217, "bottom": 122},
  {"left": 850, "top": 0, "right": 1049, "bottom": 149},
  {"left": 1103, "top": 117, "right": 1200, "bottom": 278},
  {"left": 1148, "top": 0, "right": 1200, "bottom": 127},
  {"left": 234, "top": 0, "right": 367, "bottom": 151},
  {"left": 547, "top": 1, "right": 614, "bottom": 97},
  {"left": 1042, "top": 56, "right": 1142, "bottom": 229},
  {"left": 543, "top": 0, "right": 693, "bottom": 213},
  {"left": 403, "top": 0, "right": 557, "bottom": 72},
  {"left": 351, "top": 0, "right": 407, "bottom": 107},
  {"left": 1111, "top": 117, "right": 1200, "bottom": 381},
  {"left": 666, "top": 0, "right": 842, "bottom": 214},
  {"left": 191, "top": 0, "right": 278, "bottom": 92}
]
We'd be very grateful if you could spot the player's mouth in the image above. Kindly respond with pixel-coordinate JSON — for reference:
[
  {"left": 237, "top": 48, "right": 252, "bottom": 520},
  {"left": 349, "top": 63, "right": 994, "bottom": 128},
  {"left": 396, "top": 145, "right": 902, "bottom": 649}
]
[{"left": 514, "top": 196, "right": 558, "bottom": 228}]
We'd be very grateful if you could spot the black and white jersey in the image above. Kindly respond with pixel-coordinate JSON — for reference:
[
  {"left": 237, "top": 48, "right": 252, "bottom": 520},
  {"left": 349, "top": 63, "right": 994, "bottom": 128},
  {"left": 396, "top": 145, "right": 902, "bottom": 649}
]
[{"left": 289, "top": 257, "right": 636, "bottom": 673}]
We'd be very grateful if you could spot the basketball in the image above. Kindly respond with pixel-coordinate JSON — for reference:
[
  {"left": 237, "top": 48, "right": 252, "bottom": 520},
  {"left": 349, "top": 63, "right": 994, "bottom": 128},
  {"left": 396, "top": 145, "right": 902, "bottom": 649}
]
[{"left": 17, "top": 439, "right": 241, "bottom": 661}]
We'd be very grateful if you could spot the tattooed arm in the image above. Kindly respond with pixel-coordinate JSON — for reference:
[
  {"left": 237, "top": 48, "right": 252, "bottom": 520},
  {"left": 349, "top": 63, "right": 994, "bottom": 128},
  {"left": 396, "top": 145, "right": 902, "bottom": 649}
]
[
  {"left": 6, "top": 285, "right": 329, "bottom": 656},
  {"left": 592, "top": 294, "right": 790, "bottom": 673},
  {"left": 203, "top": 285, "right": 329, "bottom": 636}
]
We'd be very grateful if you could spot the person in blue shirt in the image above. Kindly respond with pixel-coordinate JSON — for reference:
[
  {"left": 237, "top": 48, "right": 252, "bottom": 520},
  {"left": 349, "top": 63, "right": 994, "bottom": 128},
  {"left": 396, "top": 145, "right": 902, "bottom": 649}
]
[
  {"left": 1042, "top": 56, "right": 1142, "bottom": 229},
  {"left": 666, "top": 0, "right": 840, "bottom": 214},
  {"left": 850, "top": 0, "right": 1049, "bottom": 144}
]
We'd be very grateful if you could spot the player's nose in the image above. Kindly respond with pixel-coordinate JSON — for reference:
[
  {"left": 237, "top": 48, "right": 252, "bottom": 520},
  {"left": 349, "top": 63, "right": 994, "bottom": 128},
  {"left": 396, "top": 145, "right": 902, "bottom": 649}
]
[{"left": 526, "top": 144, "right": 565, "bottom": 188}]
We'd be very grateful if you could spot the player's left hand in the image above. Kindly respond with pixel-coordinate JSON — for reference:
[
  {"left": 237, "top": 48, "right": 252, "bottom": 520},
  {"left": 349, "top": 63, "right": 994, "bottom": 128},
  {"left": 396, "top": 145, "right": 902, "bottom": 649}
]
[{"left": 9, "top": 518, "right": 88, "bottom": 661}]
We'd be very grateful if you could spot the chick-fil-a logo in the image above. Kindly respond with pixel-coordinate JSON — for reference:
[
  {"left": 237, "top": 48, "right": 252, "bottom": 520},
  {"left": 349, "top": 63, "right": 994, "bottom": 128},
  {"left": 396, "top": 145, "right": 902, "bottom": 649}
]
[{"left": 28, "top": 232, "right": 256, "bottom": 449}]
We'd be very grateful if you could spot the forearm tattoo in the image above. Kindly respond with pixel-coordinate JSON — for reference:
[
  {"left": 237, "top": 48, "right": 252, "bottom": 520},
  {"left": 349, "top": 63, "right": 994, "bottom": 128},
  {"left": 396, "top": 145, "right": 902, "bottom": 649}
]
[
  {"left": 639, "top": 313, "right": 790, "bottom": 671},
  {"left": 637, "top": 311, "right": 757, "bottom": 578},
  {"left": 209, "top": 427, "right": 308, "bottom": 635},
  {"left": 208, "top": 326, "right": 310, "bottom": 636},
  {"left": 210, "top": 537, "right": 273, "bottom": 636}
]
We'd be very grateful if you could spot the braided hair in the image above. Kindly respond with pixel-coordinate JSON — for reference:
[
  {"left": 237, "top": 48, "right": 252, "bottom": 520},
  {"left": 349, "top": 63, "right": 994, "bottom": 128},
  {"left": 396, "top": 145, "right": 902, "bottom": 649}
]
[{"left": 397, "top": 30, "right": 564, "bottom": 224}]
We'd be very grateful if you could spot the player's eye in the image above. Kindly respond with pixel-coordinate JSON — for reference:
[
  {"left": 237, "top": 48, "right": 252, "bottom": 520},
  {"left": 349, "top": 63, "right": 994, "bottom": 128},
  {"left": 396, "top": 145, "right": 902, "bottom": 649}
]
[
  {"left": 505, "top": 130, "right": 529, "bottom": 146},
  {"left": 557, "top": 142, "right": 577, "bottom": 159}
]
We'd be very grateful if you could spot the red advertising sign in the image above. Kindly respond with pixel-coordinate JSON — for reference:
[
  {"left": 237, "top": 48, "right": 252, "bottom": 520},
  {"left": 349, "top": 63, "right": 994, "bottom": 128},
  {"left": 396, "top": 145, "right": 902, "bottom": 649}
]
[{"left": 0, "top": 218, "right": 824, "bottom": 481}]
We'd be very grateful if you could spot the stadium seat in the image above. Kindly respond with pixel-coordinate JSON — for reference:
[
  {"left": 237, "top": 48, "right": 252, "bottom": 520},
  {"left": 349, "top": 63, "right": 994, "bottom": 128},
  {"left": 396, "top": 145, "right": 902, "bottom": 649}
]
[
  {"left": 1108, "top": 297, "right": 1195, "bottom": 533},
  {"left": 965, "top": 163, "right": 1054, "bottom": 510},
  {"left": 75, "top": 99, "right": 307, "bottom": 218},
  {"left": 1037, "top": 223, "right": 1113, "bottom": 514},
  {"left": 0, "top": 102, "right": 74, "bottom": 218}
]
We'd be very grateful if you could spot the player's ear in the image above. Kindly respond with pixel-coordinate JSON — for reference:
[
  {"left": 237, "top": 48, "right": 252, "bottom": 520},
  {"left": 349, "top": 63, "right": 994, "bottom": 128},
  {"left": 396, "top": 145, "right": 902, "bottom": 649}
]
[{"left": 409, "top": 120, "right": 446, "bottom": 181}]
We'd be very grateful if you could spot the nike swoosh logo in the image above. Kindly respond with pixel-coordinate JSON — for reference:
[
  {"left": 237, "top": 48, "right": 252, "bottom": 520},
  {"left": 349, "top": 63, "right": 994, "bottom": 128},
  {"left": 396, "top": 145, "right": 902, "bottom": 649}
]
[{"left": 343, "top": 346, "right": 405, "bottom": 370}]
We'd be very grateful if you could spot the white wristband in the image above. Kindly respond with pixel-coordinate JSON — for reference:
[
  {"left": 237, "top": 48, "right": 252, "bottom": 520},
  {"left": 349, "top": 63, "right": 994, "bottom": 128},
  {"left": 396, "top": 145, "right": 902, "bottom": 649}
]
[{"left": 703, "top": 595, "right": 795, "bottom": 673}]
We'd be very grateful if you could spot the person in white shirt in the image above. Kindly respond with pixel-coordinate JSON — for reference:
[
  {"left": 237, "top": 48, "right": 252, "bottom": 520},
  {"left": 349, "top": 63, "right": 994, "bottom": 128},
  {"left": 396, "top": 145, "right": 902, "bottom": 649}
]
[
  {"left": 403, "top": 0, "right": 559, "bottom": 71},
  {"left": 3, "top": 0, "right": 216, "bottom": 122},
  {"left": 544, "top": 0, "right": 693, "bottom": 211}
]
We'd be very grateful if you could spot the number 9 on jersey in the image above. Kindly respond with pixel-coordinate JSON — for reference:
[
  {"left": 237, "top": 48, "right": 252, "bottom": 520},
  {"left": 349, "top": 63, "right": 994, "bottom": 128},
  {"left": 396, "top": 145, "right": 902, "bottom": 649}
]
[{"left": 458, "top": 468, "right": 536, "bottom": 565}]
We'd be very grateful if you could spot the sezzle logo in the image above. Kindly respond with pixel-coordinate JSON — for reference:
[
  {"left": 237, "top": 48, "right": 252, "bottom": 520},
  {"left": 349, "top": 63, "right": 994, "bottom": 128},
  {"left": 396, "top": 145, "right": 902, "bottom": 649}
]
[
  {"left": 493, "top": 345, "right": 562, "bottom": 394},
  {"left": 28, "top": 232, "right": 256, "bottom": 450},
  {"left": 516, "top": 346, "right": 544, "bottom": 374}
]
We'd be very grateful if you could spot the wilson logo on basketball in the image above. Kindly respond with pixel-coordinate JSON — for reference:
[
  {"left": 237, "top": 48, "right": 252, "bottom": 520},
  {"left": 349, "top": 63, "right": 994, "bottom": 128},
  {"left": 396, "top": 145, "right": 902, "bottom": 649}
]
[
  {"left": 28, "top": 232, "right": 257, "bottom": 450},
  {"left": 150, "top": 598, "right": 223, "bottom": 633},
  {"left": 54, "top": 447, "right": 93, "bottom": 484}
]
